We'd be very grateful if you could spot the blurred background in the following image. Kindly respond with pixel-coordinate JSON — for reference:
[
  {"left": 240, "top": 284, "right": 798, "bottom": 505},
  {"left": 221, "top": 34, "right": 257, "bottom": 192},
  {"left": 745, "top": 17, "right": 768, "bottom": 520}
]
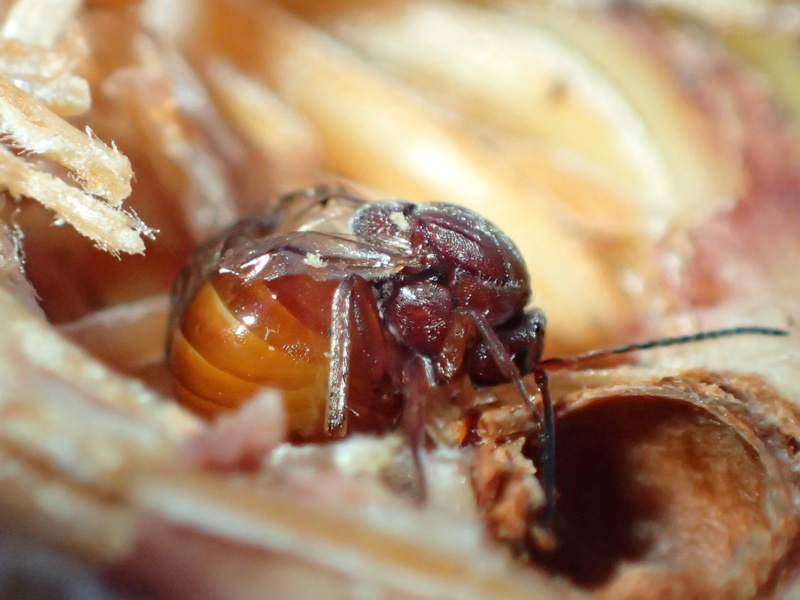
[
  {"left": 1, "top": 1, "right": 800, "bottom": 598},
  {"left": 13, "top": 0, "right": 800, "bottom": 360}
]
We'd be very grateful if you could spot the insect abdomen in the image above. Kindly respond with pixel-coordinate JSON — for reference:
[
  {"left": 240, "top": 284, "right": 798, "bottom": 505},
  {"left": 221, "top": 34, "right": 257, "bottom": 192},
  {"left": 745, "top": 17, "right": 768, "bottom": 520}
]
[{"left": 169, "top": 272, "right": 333, "bottom": 439}]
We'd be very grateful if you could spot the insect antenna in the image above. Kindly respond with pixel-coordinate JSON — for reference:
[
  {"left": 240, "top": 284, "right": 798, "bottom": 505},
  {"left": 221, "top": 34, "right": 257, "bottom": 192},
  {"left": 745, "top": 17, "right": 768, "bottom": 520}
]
[
  {"left": 527, "top": 324, "right": 787, "bottom": 547},
  {"left": 539, "top": 326, "right": 789, "bottom": 371}
]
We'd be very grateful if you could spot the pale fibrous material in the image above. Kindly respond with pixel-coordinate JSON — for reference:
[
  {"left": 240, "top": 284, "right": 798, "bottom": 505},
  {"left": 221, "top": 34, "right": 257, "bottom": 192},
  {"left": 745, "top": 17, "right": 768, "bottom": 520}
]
[
  {"left": 0, "top": 0, "right": 148, "bottom": 254},
  {"left": 0, "top": 0, "right": 799, "bottom": 599}
]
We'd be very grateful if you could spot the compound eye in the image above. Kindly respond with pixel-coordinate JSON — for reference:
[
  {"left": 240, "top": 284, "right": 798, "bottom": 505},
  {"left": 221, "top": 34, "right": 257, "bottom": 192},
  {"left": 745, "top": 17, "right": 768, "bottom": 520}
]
[
  {"left": 351, "top": 200, "right": 415, "bottom": 252},
  {"left": 386, "top": 280, "right": 454, "bottom": 356},
  {"left": 416, "top": 204, "right": 528, "bottom": 287}
]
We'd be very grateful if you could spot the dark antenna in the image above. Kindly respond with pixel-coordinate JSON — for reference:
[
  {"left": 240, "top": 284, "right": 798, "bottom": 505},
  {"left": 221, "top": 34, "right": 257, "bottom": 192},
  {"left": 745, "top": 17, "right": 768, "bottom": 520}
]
[
  {"left": 533, "top": 325, "right": 788, "bottom": 540},
  {"left": 540, "top": 326, "right": 789, "bottom": 371}
]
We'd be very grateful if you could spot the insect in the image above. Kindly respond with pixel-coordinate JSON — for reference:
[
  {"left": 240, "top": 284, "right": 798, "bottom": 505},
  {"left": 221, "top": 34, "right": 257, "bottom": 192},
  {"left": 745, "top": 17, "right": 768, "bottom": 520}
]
[{"left": 167, "top": 184, "right": 788, "bottom": 522}]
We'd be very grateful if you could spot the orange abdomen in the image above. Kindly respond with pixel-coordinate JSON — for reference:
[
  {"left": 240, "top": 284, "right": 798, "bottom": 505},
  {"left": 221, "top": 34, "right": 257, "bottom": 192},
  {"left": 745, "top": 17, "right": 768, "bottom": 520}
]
[{"left": 169, "top": 272, "right": 401, "bottom": 440}]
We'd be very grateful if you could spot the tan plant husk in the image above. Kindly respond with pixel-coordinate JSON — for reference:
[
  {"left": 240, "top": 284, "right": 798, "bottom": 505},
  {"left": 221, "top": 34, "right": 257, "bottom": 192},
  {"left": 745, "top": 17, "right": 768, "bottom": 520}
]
[{"left": 469, "top": 368, "right": 800, "bottom": 599}]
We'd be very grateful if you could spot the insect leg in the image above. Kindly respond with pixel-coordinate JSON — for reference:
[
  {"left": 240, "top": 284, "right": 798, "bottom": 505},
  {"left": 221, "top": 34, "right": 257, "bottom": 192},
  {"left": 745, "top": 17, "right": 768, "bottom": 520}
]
[
  {"left": 326, "top": 274, "right": 359, "bottom": 436},
  {"left": 532, "top": 367, "right": 556, "bottom": 526},
  {"left": 469, "top": 311, "right": 556, "bottom": 524},
  {"left": 401, "top": 354, "right": 434, "bottom": 501}
]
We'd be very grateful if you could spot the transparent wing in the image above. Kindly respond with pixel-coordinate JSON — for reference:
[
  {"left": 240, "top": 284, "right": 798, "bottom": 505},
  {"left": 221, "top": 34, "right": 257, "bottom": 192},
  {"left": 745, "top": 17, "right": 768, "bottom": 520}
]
[
  {"left": 170, "top": 184, "right": 403, "bottom": 336},
  {"left": 268, "top": 183, "right": 370, "bottom": 236},
  {"left": 219, "top": 231, "right": 410, "bottom": 284}
]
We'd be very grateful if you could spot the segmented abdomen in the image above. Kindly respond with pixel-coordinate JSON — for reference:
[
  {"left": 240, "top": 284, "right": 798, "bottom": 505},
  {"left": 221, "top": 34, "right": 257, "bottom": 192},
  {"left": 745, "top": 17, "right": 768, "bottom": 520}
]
[
  {"left": 169, "top": 271, "right": 402, "bottom": 440},
  {"left": 169, "top": 272, "right": 335, "bottom": 439}
]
